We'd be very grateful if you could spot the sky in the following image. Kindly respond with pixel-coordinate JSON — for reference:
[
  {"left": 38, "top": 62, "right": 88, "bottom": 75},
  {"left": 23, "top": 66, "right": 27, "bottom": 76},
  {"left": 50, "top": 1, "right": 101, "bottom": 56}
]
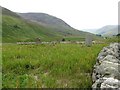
[{"left": 0, "top": 0, "right": 119, "bottom": 31}]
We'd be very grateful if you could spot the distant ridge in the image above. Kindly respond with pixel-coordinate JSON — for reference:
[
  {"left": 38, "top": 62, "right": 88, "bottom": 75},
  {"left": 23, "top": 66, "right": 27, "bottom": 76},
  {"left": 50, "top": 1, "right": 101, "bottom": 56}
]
[{"left": 95, "top": 25, "right": 118, "bottom": 36}]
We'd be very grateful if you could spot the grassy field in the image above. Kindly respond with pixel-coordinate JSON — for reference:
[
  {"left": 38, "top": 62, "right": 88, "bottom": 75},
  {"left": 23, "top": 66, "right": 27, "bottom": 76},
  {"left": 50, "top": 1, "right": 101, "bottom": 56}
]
[
  {"left": 2, "top": 43, "right": 108, "bottom": 88},
  {"left": 0, "top": 44, "right": 2, "bottom": 89}
]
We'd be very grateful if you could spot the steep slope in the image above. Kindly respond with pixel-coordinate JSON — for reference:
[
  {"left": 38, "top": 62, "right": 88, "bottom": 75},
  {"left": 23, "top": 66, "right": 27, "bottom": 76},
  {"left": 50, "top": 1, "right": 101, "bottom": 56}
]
[
  {"left": 2, "top": 7, "right": 61, "bottom": 42},
  {"left": 2, "top": 15, "right": 60, "bottom": 42},
  {"left": 95, "top": 25, "right": 118, "bottom": 37},
  {"left": 2, "top": 6, "right": 98, "bottom": 43},
  {"left": 2, "top": 6, "right": 20, "bottom": 18},
  {"left": 19, "top": 13, "right": 72, "bottom": 29},
  {"left": 18, "top": 13, "right": 88, "bottom": 37}
]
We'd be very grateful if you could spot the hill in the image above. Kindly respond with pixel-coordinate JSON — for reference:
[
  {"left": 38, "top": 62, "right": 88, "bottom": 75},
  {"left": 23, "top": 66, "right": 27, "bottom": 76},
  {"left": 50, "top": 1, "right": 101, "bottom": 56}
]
[
  {"left": 2, "top": 6, "right": 20, "bottom": 18},
  {"left": 95, "top": 25, "right": 118, "bottom": 37},
  {"left": 2, "top": 7, "right": 58, "bottom": 42},
  {"left": 19, "top": 13, "right": 72, "bottom": 29},
  {"left": 2, "top": 6, "right": 98, "bottom": 43},
  {"left": 18, "top": 13, "right": 89, "bottom": 38}
]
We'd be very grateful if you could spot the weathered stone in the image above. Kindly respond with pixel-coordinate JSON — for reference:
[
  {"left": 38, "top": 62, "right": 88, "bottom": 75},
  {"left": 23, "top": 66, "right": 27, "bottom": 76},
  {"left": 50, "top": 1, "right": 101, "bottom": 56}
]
[
  {"left": 92, "top": 43, "right": 120, "bottom": 90},
  {"left": 85, "top": 34, "right": 92, "bottom": 46},
  {"left": 102, "top": 55, "right": 120, "bottom": 64},
  {"left": 101, "top": 77, "right": 120, "bottom": 89}
]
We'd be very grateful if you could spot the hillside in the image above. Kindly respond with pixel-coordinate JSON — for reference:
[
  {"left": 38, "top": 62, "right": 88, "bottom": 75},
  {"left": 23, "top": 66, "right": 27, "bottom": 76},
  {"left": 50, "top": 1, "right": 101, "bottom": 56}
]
[
  {"left": 18, "top": 13, "right": 90, "bottom": 37},
  {"left": 2, "top": 6, "right": 98, "bottom": 43},
  {"left": 95, "top": 25, "right": 118, "bottom": 37},
  {"left": 2, "top": 7, "right": 59, "bottom": 42},
  {"left": 19, "top": 13, "right": 72, "bottom": 29},
  {"left": 2, "top": 6, "right": 20, "bottom": 18}
]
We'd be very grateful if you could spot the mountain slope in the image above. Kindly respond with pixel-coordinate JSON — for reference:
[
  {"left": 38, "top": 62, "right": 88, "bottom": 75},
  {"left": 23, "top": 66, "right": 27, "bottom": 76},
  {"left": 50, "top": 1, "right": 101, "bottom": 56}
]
[
  {"left": 18, "top": 13, "right": 88, "bottom": 37},
  {"left": 2, "top": 6, "right": 98, "bottom": 43},
  {"left": 2, "top": 6, "right": 20, "bottom": 18},
  {"left": 95, "top": 25, "right": 118, "bottom": 36},
  {"left": 2, "top": 7, "right": 62, "bottom": 42},
  {"left": 19, "top": 13, "right": 72, "bottom": 29},
  {"left": 2, "top": 15, "right": 59, "bottom": 42}
]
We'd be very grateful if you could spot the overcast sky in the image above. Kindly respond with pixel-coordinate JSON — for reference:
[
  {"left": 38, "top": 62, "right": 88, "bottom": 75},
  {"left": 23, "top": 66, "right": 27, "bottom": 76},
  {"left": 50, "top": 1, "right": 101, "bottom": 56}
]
[{"left": 0, "top": 0, "right": 119, "bottom": 31}]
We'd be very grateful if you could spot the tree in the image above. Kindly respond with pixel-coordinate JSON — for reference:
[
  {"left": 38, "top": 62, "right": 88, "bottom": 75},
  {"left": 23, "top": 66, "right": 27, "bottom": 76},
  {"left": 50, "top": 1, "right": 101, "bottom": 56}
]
[
  {"left": 116, "top": 33, "right": 120, "bottom": 36},
  {"left": 62, "top": 38, "right": 65, "bottom": 41},
  {"left": 96, "top": 34, "right": 102, "bottom": 37}
]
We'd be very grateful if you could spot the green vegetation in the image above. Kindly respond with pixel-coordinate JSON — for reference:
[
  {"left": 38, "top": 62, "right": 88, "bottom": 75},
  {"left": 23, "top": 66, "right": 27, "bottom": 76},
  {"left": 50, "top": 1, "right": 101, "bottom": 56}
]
[
  {"left": 2, "top": 6, "right": 117, "bottom": 89},
  {"left": 2, "top": 43, "right": 107, "bottom": 88},
  {"left": 0, "top": 44, "right": 2, "bottom": 89},
  {"left": 64, "top": 36, "right": 85, "bottom": 41},
  {"left": 103, "top": 36, "right": 120, "bottom": 43},
  {"left": 3, "top": 14, "right": 101, "bottom": 43},
  {"left": 2, "top": 14, "right": 97, "bottom": 43},
  {"left": 2, "top": 6, "right": 102, "bottom": 43},
  {"left": 2, "top": 14, "right": 80, "bottom": 43},
  {"left": 2, "top": 15, "right": 61, "bottom": 43}
]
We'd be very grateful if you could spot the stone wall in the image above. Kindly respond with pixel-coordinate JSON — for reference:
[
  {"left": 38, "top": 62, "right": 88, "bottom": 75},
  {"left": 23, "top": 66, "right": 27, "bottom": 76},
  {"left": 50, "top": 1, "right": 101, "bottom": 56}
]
[{"left": 92, "top": 43, "right": 120, "bottom": 89}]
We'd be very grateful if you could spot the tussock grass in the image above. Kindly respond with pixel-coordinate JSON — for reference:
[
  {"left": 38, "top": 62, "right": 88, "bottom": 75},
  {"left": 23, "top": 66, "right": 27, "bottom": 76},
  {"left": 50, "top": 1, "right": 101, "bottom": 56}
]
[{"left": 2, "top": 43, "right": 107, "bottom": 88}]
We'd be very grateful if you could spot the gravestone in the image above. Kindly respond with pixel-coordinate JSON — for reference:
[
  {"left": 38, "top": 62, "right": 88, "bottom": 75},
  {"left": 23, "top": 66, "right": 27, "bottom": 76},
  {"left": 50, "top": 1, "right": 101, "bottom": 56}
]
[{"left": 85, "top": 34, "right": 92, "bottom": 47}]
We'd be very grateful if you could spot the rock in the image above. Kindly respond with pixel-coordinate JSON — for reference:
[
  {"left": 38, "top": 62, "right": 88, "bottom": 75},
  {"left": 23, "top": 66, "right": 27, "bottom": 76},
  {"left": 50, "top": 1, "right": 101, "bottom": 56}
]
[
  {"left": 92, "top": 43, "right": 120, "bottom": 89},
  {"left": 102, "top": 55, "right": 120, "bottom": 64},
  {"left": 101, "top": 77, "right": 120, "bottom": 89}
]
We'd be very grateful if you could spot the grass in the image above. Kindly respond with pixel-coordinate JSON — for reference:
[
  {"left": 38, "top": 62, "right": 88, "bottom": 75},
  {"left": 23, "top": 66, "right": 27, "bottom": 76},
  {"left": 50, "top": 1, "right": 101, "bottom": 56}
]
[
  {"left": 2, "top": 43, "right": 107, "bottom": 88},
  {"left": 0, "top": 44, "right": 2, "bottom": 89},
  {"left": 2, "top": 14, "right": 95, "bottom": 43},
  {"left": 64, "top": 36, "right": 85, "bottom": 41},
  {"left": 104, "top": 36, "right": 120, "bottom": 43},
  {"left": 2, "top": 15, "right": 61, "bottom": 43},
  {"left": 2, "top": 7, "right": 102, "bottom": 43}
]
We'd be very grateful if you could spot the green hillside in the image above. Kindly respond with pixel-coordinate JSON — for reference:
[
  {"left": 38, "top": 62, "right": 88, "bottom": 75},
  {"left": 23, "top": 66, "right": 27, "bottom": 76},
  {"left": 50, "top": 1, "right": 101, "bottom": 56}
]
[
  {"left": 2, "top": 7, "right": 100, "bottom": 43},
  {"left": 2, "top": 15, "right": 61, "bottom": 42}
]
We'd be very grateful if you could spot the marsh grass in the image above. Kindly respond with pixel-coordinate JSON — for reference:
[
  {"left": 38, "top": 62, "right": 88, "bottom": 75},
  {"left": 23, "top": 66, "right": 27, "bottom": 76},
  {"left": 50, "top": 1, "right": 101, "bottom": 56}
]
[{"left": 2, "top": 43, "right": 107, "bottom": 88}]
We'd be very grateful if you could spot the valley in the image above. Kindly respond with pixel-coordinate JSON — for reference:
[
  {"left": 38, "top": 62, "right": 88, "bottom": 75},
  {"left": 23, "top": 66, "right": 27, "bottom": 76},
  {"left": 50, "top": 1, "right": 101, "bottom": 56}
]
[{"left": 1, "top": 5, "right": 119, "bottom": 89}]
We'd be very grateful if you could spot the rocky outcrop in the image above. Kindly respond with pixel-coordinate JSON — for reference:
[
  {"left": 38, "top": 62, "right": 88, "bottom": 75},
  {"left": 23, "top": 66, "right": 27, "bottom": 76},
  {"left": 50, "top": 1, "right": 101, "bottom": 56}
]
[{"left": 92, "top": 43, "right": 120, "bottom": 89}]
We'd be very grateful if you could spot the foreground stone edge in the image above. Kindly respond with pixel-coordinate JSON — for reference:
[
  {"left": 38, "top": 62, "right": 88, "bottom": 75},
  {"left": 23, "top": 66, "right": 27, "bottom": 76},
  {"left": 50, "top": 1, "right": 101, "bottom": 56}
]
[{"left": 92, "top": 43, "right": 120, "bottom": 89}]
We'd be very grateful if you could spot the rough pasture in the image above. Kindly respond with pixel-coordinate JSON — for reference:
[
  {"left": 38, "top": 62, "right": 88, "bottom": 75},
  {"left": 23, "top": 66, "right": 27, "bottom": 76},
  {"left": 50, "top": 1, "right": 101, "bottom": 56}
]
[{"left": 2, "top": 43, "right": 107, "bottom": 88}]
